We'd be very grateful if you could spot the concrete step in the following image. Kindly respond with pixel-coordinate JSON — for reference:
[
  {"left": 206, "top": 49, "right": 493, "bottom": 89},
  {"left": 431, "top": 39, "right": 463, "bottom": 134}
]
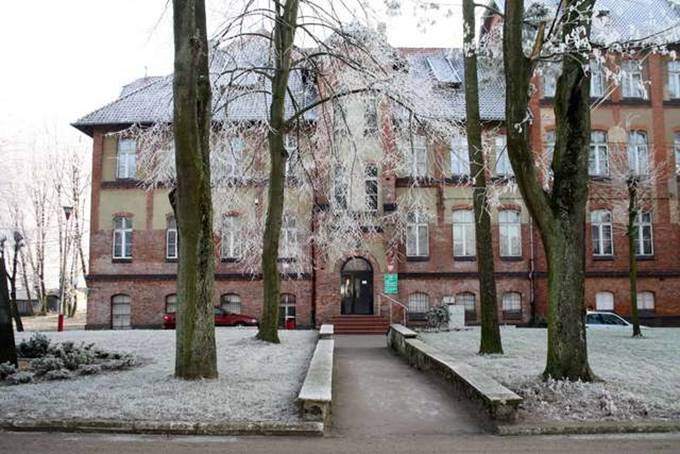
[{"left": 332, "top": 315, "right": 390, "bottom": 334}]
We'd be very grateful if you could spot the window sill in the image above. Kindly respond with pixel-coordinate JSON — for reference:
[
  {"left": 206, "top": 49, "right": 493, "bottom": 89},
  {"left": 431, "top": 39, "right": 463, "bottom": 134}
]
[
  {"left": 502, "top": 311, "right": 523, "bottom": 320},
  {"left": 592, "top": 255, "right": 614, "bottom": 261},
  {"left": 619, "top": 98, "right": 650, "bottom": 105},
  {"left": 112, "top": 258, "right": 132, "bottom": 263},
  {"left": 221, "top": 257, "right": 241, "bottom": 263},
  {"left": 277, "top": 257, "right": 298, "bottom": 263},
  {"left": 500, "top": 256, "right": 523, "bottom": 262},
  {"left": 102, "top": 179, "right": 140, "bottom": 189},
  {"left": 454, "top": 256, "right": 476, "bottom": 262},
  {"left": 165, "top": 258, "right": 178, "bottom": 263},
  {"left": 406, "top": 256, "right": 430, "bottom": 262},
  {"left": 589, "top": 175, "right": 611, "bottom": 181},
  {"left": 491, "top": 176, "right": 515, "bottom": 183},
  {"left": 383, "top": 202, "right": 398, "bottom": 212},
  {"left": 636, "top": 255, "right": 655, "bottom": 261},
  {"left": 663, "top": 99, "right": 680, "bottom": 106}
]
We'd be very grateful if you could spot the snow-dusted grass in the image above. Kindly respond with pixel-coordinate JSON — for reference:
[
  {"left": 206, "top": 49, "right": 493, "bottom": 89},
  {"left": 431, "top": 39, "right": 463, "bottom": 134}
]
[
  {"left": 421, "top": 327, "right": 680, "bottom": 422},
  {"left": 1, "top": 328, "right": 317, "bottom": 423}
]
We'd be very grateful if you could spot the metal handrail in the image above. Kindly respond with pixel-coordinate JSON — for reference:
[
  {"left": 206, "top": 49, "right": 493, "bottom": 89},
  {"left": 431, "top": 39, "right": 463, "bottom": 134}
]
[{"left": 379, "top": 293, "right": 408, "bottom": 326}]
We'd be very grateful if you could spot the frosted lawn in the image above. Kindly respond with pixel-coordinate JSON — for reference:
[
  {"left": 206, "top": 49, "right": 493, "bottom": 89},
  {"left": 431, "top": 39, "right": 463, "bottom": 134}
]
[
  {"left": 421, "top": 327, "right": 680, "bottom": 422},
  {"left": 2, "top": 329, "right": 316, "bottom": 423}
]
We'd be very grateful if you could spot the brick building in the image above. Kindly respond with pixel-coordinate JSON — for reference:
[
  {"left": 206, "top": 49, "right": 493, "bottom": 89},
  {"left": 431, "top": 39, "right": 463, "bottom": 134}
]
[{"left": 73, "top": 2, "right": 680, "bottom": 330}]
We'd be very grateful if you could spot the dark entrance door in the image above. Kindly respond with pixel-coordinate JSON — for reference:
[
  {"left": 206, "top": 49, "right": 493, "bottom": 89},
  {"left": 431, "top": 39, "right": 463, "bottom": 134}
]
[{"left": 340, "top": 257, "right": 374, "bottom": 315}]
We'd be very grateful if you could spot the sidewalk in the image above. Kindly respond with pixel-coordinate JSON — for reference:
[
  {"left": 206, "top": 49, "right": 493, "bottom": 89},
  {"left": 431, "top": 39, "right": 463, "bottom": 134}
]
[{"left": 331, "top": 335, "right": 484, "bottom": 438}]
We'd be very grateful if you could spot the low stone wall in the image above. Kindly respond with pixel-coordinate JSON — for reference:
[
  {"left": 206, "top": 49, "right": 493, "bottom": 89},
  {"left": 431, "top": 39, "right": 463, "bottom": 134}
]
[
  {"left": 387, "top": 324, "right": 522, "bottom": 422},
  {"left": 297, "top": 324, "right": 334, "bottom": 426}
]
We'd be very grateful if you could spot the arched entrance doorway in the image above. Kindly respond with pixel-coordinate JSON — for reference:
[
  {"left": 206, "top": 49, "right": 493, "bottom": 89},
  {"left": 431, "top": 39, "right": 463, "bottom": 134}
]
[{"left": 340, "top": 257, "right": 374, "bottom": 315}]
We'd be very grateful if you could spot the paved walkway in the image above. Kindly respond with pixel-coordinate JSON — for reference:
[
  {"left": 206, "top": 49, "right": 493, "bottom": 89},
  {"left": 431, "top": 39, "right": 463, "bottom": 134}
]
[{"left": 331, "top": 335, "right": 484, "bottom": 438}]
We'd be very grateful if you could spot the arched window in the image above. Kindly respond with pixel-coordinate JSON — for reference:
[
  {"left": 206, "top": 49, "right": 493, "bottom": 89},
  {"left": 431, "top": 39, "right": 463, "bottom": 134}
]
[
  {"left": 220, "top": 293, "right": 242, "bottom": 314},
  {"left": 499, "top": 210, "right": 521, "bottom": 257},
  {"left": 279, "top": 293, "right": 296, "bottom": 329},
  {"left": 111, "top": 294, "right": 131, "bottom": 330},
  {"left": 408, "top": 292, "right": 430, "bottom": 314},
  {"left": 637, "top": 291, "right": 655, "bottom": 312},
  {"left": 595, "top": 291, "right": 614, "bottom": 311},
  {"left": 502, "top": 292, "right": 522, "bottom": 319},
  {"left": 165, "top": 294, "right": 177, "bottom": 314},
  {"left": 591, "top": 210, "right": 613, "bottom": 256}
]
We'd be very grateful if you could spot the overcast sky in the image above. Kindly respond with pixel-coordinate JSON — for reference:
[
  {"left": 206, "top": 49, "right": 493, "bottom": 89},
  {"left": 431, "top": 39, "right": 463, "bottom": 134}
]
[{"left": 0, "top": 0, "right": 465, "bottom": 155}]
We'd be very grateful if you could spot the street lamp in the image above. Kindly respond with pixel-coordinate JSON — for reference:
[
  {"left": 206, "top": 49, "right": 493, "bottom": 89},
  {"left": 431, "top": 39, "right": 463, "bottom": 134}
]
[{"left": 58, "top": 205, "right": 73, "bottom": 332}]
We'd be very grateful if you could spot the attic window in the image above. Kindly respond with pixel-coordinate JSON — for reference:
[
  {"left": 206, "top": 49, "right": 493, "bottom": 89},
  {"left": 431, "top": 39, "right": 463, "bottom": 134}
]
[{"left": 426, "top": 56, "right": 462, "bottom": 87}]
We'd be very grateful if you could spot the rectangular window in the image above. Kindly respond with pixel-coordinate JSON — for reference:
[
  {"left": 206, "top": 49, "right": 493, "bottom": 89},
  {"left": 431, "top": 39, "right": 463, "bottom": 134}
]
[
  {"left": 363, "top": 98, "right": 379, "bottom": 136},
  {"left": 450, "top": 136, "right": 470, "bottom": 176},
  {"left": 499, "top": 210, "right": 521, "bottom": 257},
  {"left": 675, "top": 133, "right": 680, "bottom": 175},
  {"left": 495, "top": 135, "right": 513, "bottom": 177},
  {"left": 589, "top": 131, "right": 609, "bottom": 176},
  {"left": 591, "top": 210, "right": 613, "bottom": 256},
  {"left": 411, "top": 135, "right": 428, "bottom": 178},
  {"left": 116, "top": 139, "right": 137, "bottom": 179},
  {"left": 225, "top": 138, "right": 244, "bottom": 178},
  {"left": 628, "top": 131, "right": 649, "bottom": 176},
  {"left": 365, "top": 164, "right": 378, "bottom": 212},
  {"left": 502, "top": 292, "right": 522, "bottom": 316},
  {"left": 281, "top": 215, "right": 298, "bottom": 259},
  {"left": 669, "top": 61, "right": 680, "bottom": 99},
  {"left": 112, "top": 217, "right": 132, "bottom": 259},
  {"left": 456, "top": 292, "right": 476, "bottom": 321},
  {"left": 637, "top": 292, "right": 655, "bottom": 311},
  {"left": 596, "top": 291, "right": 614, "bottom": 311},
  {"left": 590, "top": 60, "right": 606, "bottom": 98},
  {"left": 406, "top": 212, "right": 429, "bottom": 257},
  {"left": 542, "top": 63, "right": 559, "bottom": 98},
  {"left": 634, "top": 212, "right": 654, "bottom": 256},
  {"left": 452, "top": 210, "right": 475, "bottom": 257},
  {"left": 221, "top": 216, "right": 241, "bottom": 259},
  {"left": 334, "top": 164, "right": 348, "bottom": 210},
  {"left": 284, "top": 134, "right": 298, "bottom": 176},
  {"left": 166, "top": 217, "right": 178, "bottom": 259},
  {"left": 621, "top": 61, "right": 647, "bottom": 99}
]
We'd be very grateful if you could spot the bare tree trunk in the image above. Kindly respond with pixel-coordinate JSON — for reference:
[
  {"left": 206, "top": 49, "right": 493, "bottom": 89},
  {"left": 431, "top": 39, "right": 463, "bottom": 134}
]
[
  {"left": 19, "top": 250, "right": 32, "bottom": 315},
  {"left": 172, "top": 0, "right": 218, "bottom": 379},
  {"left": 257, "top": 0, "right": 300, "bottom": 344},
  {"left": 0, "top": 251, "right": 17, "bottom": 367},
  {"left": 504, "top": 0, "right": 595, "bottom": 381},
  {"left": 9, "top": 240, "right": 23, "bottom": 331},
  {"left": 628, "top": 181, "right": 642, "bottom": 336},
  {"left": 463, "top": 0, "right": 502, "bottom": 354}
]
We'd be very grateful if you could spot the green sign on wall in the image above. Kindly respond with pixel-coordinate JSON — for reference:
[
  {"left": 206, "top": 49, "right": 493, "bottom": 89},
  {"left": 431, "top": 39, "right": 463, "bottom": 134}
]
[{"left": 384, "top": 273, "right": 398, "bottom": 295}]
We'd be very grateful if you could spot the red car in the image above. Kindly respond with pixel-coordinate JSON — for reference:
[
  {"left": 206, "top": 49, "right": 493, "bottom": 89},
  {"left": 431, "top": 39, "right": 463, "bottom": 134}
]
[{"left": 163, "top": 307, "right": 258, "bottom": 329}]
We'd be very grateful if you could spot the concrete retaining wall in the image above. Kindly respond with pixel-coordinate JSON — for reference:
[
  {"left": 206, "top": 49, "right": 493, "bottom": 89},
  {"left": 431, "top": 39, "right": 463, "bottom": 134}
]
[{"left": 297, "top": 325, "right": 334, "bottom": 426}]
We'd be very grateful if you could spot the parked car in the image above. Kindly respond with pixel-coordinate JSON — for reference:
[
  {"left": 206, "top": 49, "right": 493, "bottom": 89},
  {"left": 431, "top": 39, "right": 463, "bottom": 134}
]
[
  {"left": 163, "top": 307, "right": 258, "bottom": 329},
  {"left": 586, "top": 311, "right": 636, "bottom": 328}
]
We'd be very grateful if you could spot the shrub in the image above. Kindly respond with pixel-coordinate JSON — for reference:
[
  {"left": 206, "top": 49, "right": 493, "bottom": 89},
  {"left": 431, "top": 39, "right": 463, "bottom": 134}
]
[
  {"left": 44, "top": 369, "right": 73, "bottom": 381},
  {"left": 29, "top": 356, "right": 65, "bottom": 376},
  {"left": 100, "top": 355, "right": 136, "bottom": 371},
  {"left": 77, "top": 364, "right": 101, "bottom": 376},
  {"left": 6, "top": 371, "right": 34, "bottom": 385},
  {"left": 17, "top": 333, "right": 51, "bottom": 358},
  {"left": 0, "top": 362, "right": 17, "bottom": 380}
]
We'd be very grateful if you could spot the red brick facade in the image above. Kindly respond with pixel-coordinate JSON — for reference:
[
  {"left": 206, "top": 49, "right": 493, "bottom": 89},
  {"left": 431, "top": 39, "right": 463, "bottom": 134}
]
[{"left": 83, "top": 51, "right": 680, "bottom": 330}]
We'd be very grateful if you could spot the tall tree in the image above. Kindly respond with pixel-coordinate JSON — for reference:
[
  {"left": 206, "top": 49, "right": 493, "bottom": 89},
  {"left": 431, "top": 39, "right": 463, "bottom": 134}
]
[
  {"left": 257, "top": 0, "right": 301, "bottom": 343},
  {"left": 503, "top": 0, "right": 596, "bottom": 380},
  {"left": 462, "top": 0, "right": 502, "bottom": 354},
  {"left": 172, "top": 0, "right": 218, "bottom": 378}
]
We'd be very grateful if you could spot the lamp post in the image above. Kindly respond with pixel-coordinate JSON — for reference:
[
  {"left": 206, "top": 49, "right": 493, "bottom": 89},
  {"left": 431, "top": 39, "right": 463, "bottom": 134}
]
[{"left": 58, "top": 205, "right": 73, "bottom": 332}]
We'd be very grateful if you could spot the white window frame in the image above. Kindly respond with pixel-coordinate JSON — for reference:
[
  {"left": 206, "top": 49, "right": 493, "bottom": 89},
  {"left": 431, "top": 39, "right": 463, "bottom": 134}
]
[
  {"left": 221, "top": 215, "right": 241, "bottom": 259},
  {"left": 406, "top": 212, "right": 429, "bottom": 257},
  {"left": 113, "top": 217, "right": 133, "bottom": 259},
  {"left": 166, "top": 217, "right": 178, "bottom": 259},
  {"left": 668, "top": 61, "right": 680, "bottom": 99},
  {"left": 637, "top": 291, "right": 655, "bottom": 311},
  {"left": 591, "top": 210, "right": 614, "bottom": 256},
  {"left": 334, "top": 164, "right": 348, "bottom": 210},
  {"left": 281, "top": 214, "right": 298, "bottom": 259},
  {"left": 111, "top": 294, "right": 131, "bottom": 330},
  {"left": 220, "top": 293, "right": 242, "bottom": 314},
  {"left": 621, "top": 61, "right": 647, "bottom": 99},
  {"left": 165, "top": 294, "right": 177, "bottom": 314},
  {"left": 542, "top": 63, "right": 558, "bottom": 98},
  {"left": 410, "top": 135, "right": 428, "bottom": 178},
  {"left": 589, "top": 131, "right": 609, "bottom": 177},
  {"left": 450, "top": 136, "right": 470, "bottom": 176},
  {"left": 545, "top": 130, "right": 555, "bottom": 172},
  {"left": 225, "top": 137, "right": 244, "bottom": 178},
  {"left": 502, "top": 292, "right": 522, "bottom": 315},
  {"left": 495, "top": 135, "right": 513, "bottom": 177},
  {"left": 674, "top": 133, "right": 680, "bottom": 175},
  {"left": 596, "top": 291, "right": 614, "bottom": 311},
  {"left": 498, "top": 210, "right": 522, "bottom": 257},
  {"left": 284, "top": 134, "right": 298, "bottom": 176},
  {"left": 452, "top": 210, "right": 475, "bottom": 257},
  {"left": 628, "top": 131, "right": 649, "bottom": 176},
  {"left": 634, "top": 211, "right": 654, "bottom": 256},
  {"left": 408, "top": 292, "right": 430, "bottom": 314},
  {"left": 456, "top": 292, "right": 476, "bottom": 315},
  {"left": 116, "top": 139, "right": 137, "bottom": 179},
  {"left": 365, "top": 163, "right": 379, "bottom": 212},
  {"left": 590, "top": 60, "right": 606, "bottom": 98},
  {"left": 279, "top": 293, "right": 296, "bottom": 327}
]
